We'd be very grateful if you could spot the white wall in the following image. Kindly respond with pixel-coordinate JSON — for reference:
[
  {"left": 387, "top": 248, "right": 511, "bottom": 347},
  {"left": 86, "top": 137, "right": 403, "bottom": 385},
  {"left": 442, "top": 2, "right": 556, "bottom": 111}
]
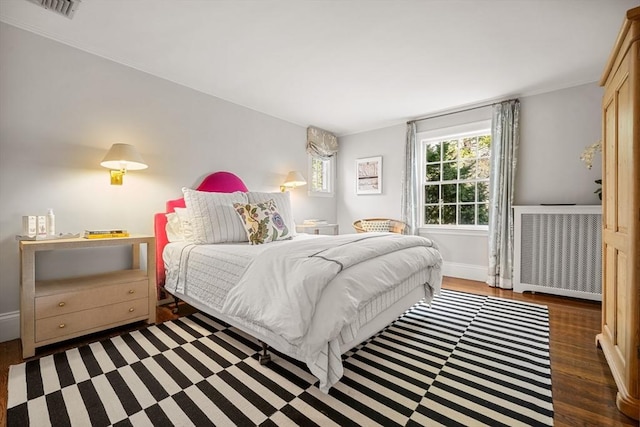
[
  {"left": 338, "top": 83, "right": 603, "bottom": 282},
  {"left": 0, "top": 23, "right": 336, "bottom": 341},
  {"left": 517, "top": 85, "right": 603, "bottom": 205},
  {"left": 337, "top": 124, "right": 407, "bottom": 225}
]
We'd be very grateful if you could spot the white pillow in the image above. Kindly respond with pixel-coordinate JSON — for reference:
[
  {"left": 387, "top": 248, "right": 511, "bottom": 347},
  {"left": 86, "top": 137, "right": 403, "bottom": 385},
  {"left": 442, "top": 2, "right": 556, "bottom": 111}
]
[
  {"left": 165, "top": 207, "right": 195, "bottom": 242},
  {"left": 165, "top": 208, "right": 193, "bottom": 242},
  {"left": 165, "top": 212, "right": 183, "bottom": 242},
  {"left": 174, "top": 208, "right": 194, "bottom": 241},
  {"left": 182, "top": 188, "right": 248, "bottom": 244},
  {"left": 247, "top": 191, "right": 296, "bottom": 236}
]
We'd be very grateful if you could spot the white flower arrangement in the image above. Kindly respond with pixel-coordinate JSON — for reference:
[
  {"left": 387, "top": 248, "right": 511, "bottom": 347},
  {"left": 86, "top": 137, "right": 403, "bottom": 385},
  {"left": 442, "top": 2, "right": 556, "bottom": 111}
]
[
  {"left": 580, "top": 140, "right": 602, "bottom": 169},
  {"left": 580, "top": 140, "right": 603, "bottom": 200}
]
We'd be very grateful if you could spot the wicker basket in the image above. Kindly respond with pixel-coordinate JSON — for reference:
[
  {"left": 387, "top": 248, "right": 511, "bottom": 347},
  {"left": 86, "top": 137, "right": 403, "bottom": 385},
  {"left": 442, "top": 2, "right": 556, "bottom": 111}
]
[{"left": 352, "top": 218, "right": 407, "bottom": 234}]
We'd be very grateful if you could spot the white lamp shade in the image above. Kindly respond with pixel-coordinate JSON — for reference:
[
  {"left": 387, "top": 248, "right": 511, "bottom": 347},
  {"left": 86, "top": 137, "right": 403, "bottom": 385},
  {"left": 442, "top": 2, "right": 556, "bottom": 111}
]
[
  {"left": 100, "top": 143, "right": 148, "bottom": 170},
  {"left": 283, "top": 170, "right": 307, "bottom": 187}
]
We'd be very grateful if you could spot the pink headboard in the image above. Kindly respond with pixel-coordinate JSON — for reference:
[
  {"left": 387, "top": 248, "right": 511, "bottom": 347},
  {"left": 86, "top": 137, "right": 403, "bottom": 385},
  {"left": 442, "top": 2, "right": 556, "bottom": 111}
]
[{"left": 154, "top": 171, "right": 249, "bottom": 297}]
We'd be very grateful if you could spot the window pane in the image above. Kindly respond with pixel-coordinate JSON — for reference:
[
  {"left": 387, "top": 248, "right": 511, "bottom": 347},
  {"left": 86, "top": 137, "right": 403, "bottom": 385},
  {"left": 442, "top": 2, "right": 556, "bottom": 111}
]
[
  {"left": 426, "top": 164, "right": 440, "bottom": 182},
  {"left": 459, "top": 183, "right": 475, "bottom": 203},
  {"left": 442, "top": 205, "right": 456, "bottom": 225},
  {"left": 459, "top": 204, "right": 475, "bottom": 225},
  {"left": 478, "top": 135, "right": 491, "bottom": 157},
  {"left": 425, "top": 184, "right": 439, "bottom": 203},
  {"left": 478, "top": 203, "right": 489, "bottom": 225},
  {"left": 311, "top": 157, "right": 324, "bottom": 191},
  {"left": 442, "top": 183, "right": 456, "bottom": 203},
  {"left": 425, "top": 205, "right": 440, "bottom": 224},
  {"left": 460, "top": 137, "right": 476, "bottom": 159},
  {"left": 458, "top": 159, "right": 475, "bottom": 180},
  {"left": 442, "top": 161, "right": 457, "bottom": 181},
  {"left": 478, "top": 181, "right": 489, "bottom": 202},
  {"left": 420, "top": 129, "right": 490, "bottom": 228},
  {"left": 477, "top": 158, "right": 490, "bottom": 179},
  {"left": 442, "top": 140, "right": 459, "bottom": 161},
  {"left": 426, "top": 142, "right": 441, "bottom": 163}
]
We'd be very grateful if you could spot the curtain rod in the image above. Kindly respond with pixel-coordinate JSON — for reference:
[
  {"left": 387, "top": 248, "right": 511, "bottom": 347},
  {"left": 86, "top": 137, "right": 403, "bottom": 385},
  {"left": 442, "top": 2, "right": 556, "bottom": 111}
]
[{"left": 407, "top": 98, "right": 519, "bottom": 124}]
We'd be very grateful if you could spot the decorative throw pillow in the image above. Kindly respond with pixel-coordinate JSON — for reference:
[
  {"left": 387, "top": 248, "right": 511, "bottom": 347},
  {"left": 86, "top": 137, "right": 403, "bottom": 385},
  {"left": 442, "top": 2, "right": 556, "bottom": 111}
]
[
  {"left": 173, "top": 207, "right": 194, "bottom": 241},
  {"left": 247, "top": 191, "right": 296, "bottom": 236},
  {"left": 233, "top": 199, "right": 291, "bottom": 245},
  {"left": 182, "top": 188, "right": 248, "bottom": 244},
  {"left": 165, "top": 213, "right": 183, "bottom": 242},
  {"left": 361, "top": 219, "right": 391, "bottom": 232},
  {"left": 165, "top": 207, "right": 195, "bottom": 242}
]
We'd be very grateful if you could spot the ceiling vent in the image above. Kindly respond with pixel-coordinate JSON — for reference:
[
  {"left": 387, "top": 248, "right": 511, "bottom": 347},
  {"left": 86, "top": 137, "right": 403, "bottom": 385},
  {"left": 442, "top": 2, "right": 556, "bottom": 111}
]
[{"left": 26, "top": 0, "right": 82, "bottom": 19}]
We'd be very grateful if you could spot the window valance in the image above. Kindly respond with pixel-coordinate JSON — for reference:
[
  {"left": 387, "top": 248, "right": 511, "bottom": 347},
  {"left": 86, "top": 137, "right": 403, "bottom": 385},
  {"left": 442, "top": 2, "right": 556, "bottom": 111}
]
[{"left": 306, "top": 126, "right": 338, "bottom": 158}]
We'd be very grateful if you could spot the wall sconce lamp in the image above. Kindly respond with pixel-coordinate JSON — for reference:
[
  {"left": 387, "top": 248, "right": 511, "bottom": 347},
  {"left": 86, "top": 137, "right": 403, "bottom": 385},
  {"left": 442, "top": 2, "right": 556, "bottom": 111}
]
[
  {"left": 280, "top": 170, "right": 307, "bottom": 192},
  {"left": 100, "top": 143, "right": 148, "bottom": 185}
]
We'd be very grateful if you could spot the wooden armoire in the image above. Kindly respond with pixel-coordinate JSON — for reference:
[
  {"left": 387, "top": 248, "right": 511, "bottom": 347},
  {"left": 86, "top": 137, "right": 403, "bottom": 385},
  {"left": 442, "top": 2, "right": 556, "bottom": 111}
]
[{"left": 596, "top": 6, "right": 640, "bottom": 421}]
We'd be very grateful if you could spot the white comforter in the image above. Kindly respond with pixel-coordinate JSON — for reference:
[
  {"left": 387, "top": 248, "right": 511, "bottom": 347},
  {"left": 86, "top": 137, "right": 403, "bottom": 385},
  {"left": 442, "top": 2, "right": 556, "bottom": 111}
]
[{"left": 221, "top": 233, "right": 442, "bottom": 391}]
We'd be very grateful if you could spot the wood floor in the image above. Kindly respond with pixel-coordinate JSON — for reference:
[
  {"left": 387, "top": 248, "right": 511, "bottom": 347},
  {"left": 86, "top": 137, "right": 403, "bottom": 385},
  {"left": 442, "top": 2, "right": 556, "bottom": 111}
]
[{"left": 1, "top": 277, "right": 637, "bottom": 427}]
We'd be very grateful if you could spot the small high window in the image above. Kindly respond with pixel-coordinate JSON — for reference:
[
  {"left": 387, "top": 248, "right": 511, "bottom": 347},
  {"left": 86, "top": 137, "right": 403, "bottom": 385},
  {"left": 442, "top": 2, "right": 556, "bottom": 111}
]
[{"left": 308, "top": 155, "right": 334, "bottom": 197}]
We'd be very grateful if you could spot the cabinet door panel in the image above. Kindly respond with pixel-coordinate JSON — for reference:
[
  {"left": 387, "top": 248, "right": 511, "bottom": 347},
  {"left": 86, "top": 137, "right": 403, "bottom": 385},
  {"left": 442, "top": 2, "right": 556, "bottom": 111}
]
[
  {"left": 615, "top": 251, "right": 627, "bottom": 357},
  {"left": 603, "top": 244, "right": 617, "bottom": 341},
  {"left": 616, "top": 77, "right": 631, "bottom": 233},
  {"left": 603, "top": 100, "right": 616, "bottom": 230}
]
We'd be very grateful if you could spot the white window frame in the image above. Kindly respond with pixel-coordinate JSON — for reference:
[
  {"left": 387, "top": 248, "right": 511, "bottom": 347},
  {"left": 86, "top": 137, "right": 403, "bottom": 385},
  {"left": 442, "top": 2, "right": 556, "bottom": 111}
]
[
  {"left": 307, "top": 154, "right": 335, "bottom": 197},
  {"left": 418, "top": 120, "right": 491, "bottom": 231}
]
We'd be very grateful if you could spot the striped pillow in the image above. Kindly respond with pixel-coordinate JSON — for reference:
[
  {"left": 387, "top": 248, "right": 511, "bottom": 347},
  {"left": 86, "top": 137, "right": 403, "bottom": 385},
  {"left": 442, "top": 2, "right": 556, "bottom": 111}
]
[
  {"left": 182, "top": 188, "right": 248, "bottom": 244},
  {"left": 361, "top": 219, "right": 390, "bottom": 232}
]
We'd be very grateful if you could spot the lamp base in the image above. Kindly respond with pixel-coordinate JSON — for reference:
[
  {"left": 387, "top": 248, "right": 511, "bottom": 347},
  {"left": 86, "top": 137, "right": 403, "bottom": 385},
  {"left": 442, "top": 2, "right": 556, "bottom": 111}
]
[{"left": 110, "top": 170, "right": 124, "bottom": 185}]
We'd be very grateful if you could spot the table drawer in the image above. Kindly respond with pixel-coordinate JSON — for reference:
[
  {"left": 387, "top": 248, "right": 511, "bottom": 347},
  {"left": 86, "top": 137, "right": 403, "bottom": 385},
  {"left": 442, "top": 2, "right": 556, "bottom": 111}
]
[
  {"left": 35, "top": 279, "right": 148, "bottom": 319},
  {"left": 35, "top": 297, "right": 149, "bottom": 342}
]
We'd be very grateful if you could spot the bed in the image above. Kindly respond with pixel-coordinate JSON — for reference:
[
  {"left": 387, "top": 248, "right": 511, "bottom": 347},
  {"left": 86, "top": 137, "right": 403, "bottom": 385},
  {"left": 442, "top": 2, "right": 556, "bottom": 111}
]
[{"left": 154, "top": 171, "right": 443, "bottom": 392}]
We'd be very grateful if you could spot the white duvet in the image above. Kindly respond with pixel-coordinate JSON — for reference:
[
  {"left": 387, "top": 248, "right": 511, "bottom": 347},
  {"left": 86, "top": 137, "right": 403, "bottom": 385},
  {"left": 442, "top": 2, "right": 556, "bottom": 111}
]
[{"left": 221, "top": 233, "right": 442, "bottom": 391}]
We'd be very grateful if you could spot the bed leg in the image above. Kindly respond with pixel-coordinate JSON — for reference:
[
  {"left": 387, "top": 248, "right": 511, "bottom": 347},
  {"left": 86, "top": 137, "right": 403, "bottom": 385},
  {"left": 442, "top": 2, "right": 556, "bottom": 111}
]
[
  {"left": 172, "top": 296, "right": 180, "bottom": 314},
  {"left": 259, "top": 341, "right": 271, "bottom": 365}
]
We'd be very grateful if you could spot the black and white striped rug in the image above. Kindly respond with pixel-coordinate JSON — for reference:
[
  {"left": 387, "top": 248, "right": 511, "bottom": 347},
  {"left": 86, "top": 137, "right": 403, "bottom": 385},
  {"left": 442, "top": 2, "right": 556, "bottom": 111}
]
[{"left": 7, "top": 290, "right": 554, "bottom": 426}]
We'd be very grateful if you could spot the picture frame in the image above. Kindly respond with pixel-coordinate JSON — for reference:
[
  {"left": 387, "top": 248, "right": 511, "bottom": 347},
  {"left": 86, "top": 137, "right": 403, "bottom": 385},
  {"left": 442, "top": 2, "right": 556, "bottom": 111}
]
[{"left": 356, "top": 156, "right": 382, "bottom": 195}]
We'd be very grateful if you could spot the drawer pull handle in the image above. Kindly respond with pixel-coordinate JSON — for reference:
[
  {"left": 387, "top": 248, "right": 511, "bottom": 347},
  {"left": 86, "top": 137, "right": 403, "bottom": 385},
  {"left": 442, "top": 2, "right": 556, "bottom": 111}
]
[
  {"left": 128, "top": 290, "right": 135, "bottom": 294},
  {"left": 129, "top": 308, "right": 135, "bottom": 312},
  {"left": 58, "top": 302, "right": 66, "bottom": 307},
  {"left": 59, "top": 324, "right": 66, "bottom": 329}
]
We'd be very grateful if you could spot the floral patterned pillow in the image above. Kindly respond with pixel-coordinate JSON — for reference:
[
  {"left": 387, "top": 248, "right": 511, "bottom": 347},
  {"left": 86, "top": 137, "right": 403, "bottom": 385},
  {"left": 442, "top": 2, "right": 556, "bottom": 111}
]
[{"left": 233, "top": 199, "right": 291, "bottom": 244}]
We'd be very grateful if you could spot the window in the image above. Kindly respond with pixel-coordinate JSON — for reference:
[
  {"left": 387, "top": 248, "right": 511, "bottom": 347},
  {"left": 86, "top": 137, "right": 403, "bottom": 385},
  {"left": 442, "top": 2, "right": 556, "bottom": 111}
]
[
  {"left": 420, "top": 121, "right": 491, "bottom": 227},
  {"left": 308, "top": 155, "right": 335, "bottom": 197}
]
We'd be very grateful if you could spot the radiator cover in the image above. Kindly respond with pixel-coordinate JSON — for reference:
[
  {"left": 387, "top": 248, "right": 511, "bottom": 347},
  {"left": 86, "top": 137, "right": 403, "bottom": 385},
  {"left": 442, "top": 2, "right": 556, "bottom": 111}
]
[{"left": 513, "top": 205, "right": 602, "bottom": 301}]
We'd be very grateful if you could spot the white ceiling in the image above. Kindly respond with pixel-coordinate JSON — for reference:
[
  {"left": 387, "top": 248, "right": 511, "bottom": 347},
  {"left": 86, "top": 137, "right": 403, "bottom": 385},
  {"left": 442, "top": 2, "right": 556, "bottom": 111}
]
[{"left": 1, "top": 0, "right": 637, "bottom": 135}]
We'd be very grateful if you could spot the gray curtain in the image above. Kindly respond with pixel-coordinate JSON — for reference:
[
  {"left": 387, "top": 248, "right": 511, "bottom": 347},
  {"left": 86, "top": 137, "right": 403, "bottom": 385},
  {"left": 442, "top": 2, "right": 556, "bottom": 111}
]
[
  {"left": 487, "top": 100, "right": 520, "bottom": 288},
  {"left": 401, "top": 122, "right": 419, "bottom": 235}
]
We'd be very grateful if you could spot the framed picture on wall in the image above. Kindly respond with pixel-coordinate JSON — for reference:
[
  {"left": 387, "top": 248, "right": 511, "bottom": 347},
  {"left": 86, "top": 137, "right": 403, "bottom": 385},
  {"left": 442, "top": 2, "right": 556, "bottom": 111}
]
[{"left": 356, "top": 156, "right": 382, "bottom": 195}]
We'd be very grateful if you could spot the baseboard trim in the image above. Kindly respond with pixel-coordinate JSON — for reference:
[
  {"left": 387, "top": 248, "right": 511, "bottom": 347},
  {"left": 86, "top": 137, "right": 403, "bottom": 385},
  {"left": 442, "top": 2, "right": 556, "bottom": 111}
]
[
  {"left": 0, "top": 311, "right": 20, "bottom": 343},
  {"left": 442, "top": 262, "right": 487, "bottom": 282}
]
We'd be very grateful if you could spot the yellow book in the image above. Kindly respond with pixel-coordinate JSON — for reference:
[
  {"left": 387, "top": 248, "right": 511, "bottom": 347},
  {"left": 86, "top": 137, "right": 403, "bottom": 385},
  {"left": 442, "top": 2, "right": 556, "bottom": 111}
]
[{"left": 84, "top": 232, "right": 130, "bottom": 239}]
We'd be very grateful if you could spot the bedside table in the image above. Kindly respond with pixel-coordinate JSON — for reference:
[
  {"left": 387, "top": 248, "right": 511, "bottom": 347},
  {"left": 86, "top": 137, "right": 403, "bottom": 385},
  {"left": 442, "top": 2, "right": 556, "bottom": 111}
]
[
  {"left": 295, "top": 223, "right": 339, "bottom": 235},
  {"left": 19, "top": 235, "right": 156, "bottom": 358}
]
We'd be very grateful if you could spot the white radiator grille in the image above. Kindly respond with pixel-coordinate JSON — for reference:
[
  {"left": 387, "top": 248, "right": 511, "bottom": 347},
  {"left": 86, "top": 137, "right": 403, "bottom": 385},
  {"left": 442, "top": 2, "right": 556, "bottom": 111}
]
[
  {"left": 25, "top": 0, "right": 81, "bottom": 19},
  {"left": 514, "top": 206, "right": 602, "bottom": 301}
]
